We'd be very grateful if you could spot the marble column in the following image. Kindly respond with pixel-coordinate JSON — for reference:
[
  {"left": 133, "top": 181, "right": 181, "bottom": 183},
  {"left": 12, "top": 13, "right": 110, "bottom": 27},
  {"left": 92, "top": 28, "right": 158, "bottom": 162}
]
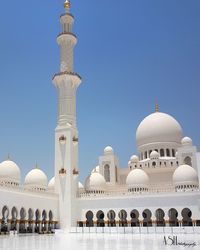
[{"left": 32, "top": 222, "right": 35, "bottom": 233}]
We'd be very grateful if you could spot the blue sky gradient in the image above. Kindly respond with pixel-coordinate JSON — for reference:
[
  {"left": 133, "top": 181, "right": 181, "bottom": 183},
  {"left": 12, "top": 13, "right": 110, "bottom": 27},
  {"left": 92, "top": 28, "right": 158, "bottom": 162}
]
[{"left": 0, "top": 0, "right": 199, "bottom": 183}]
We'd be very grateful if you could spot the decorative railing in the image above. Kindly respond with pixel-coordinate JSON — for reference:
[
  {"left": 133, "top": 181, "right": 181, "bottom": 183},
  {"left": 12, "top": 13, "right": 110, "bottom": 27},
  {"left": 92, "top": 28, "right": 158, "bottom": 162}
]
[{"left": 78, "top": 186, "right": 200, "bottom": 199}]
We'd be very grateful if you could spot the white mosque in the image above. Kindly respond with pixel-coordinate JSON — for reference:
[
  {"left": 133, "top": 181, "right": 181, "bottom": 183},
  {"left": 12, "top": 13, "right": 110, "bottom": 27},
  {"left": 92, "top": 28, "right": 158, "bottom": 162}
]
[{"left": 0, "top": 0, "right": 200, "bottom": 234}]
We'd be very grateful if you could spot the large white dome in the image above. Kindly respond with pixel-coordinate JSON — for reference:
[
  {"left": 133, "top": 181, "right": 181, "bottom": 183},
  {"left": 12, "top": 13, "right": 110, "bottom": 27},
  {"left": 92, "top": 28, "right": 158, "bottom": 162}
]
[
  {"left": 25, "top": 168, "right": 48, "bottom": 191},
  {"left": 126, "top": 169, "right": 149, "bottom": 188},
  {"left": 85, "top": 172, "right": 106, "bottom": 192},
  {"left": 0, "top": 160, "right": 20, "bottom": 184},
  {"left": 173, "top": 165, "right": 199, "bottom": 186},
  {"left": 136, "top": 112, "right": 183, "bottom": 148}
]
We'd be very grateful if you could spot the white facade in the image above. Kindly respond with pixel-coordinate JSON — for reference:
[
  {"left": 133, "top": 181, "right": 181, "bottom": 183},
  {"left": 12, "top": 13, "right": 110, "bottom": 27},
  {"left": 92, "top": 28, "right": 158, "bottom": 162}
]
[{"left": 0, "top": 0, "right": 200, "bottom": 234}]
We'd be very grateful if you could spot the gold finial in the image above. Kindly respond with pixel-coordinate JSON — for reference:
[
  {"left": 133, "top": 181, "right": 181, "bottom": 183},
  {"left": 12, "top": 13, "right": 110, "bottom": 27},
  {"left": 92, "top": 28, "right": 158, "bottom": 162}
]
[
  {"left": 7, "top": 154, "right": 10, "bottom": 160},
  {"left": 35, "top": 162, "right": 39, "bottom": 169},
  {"left": 155, "top": 102, "right": 159, "bottom": 112},
  {"left": 64, "top": 0, "right": 71, "bottom": 10}
]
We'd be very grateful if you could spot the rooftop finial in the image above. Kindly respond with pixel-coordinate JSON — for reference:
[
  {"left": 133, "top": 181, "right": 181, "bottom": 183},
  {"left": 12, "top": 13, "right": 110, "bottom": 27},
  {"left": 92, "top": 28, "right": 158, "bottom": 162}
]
[
  {"left": 155, "top": 102, "right": 159, "bottom": 112},
  {"left": 7, "top": 153, "right": 10, "bottom": 160},
  {"left": 35, "top": 162, "right": 39, "bottom": 169},
  {"left": 64, "top": 0, "right": 71, "bottom": 11}
]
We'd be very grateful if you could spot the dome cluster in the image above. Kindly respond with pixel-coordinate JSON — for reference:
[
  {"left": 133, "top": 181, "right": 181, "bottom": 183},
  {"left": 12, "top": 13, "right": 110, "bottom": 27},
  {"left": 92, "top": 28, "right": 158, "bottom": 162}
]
[{"left": 0, "top": 158, "right": 55, "bottom": 192}]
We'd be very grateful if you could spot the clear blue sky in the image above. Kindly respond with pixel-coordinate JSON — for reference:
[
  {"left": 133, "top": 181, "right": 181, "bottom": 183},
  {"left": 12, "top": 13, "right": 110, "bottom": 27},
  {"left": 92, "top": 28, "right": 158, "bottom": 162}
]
[{"left": 0, "top": 0, "right": 199, "bottom": 183}]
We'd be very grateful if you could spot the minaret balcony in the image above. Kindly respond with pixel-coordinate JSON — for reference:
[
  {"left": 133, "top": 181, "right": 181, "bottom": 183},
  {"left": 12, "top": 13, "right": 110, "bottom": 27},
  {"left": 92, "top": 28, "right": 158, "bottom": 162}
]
[
  {"left": 60, "top": 13, "right": 74, "bottom": 19},
  {"left": 53, "top": 71, "right": 81, "bottom": 88},
  {"left": 57, "top": 32, "right": 77, "bottom": 45},
  {"left": 53, "top": 70, "right": 81, "bottom": 79}
]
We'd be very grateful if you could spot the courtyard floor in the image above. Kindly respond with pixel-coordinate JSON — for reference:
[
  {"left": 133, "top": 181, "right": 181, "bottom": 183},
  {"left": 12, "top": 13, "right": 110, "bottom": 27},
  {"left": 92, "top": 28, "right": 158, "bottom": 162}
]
[{"left": 0, "top": 232, "right": 200, "bottom": 250}]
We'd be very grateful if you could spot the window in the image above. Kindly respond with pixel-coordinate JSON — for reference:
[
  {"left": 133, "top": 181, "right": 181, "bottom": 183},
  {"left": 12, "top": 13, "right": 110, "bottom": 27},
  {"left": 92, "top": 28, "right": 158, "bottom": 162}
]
[
  {"left": 160, "top": 149, "right": 164, "bottom": 157},
  {"left": 104, "top": 165, "right": 110, "bottom": 182},
  {"left": 166, "top": 149, "right": 170, "bottom": 157},
  {"left": 184, "top": 156, "right": 192, "bottom": 166}
]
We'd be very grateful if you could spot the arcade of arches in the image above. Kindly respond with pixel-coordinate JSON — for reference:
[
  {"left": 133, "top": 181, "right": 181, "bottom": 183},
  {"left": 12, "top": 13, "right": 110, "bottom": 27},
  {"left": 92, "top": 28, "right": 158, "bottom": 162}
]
[
  {"left": 0, "top": 206, "right": 57, "bottom": 234},
  {"left": 78, "top": 208, "right": 199, "bottom": 227}
]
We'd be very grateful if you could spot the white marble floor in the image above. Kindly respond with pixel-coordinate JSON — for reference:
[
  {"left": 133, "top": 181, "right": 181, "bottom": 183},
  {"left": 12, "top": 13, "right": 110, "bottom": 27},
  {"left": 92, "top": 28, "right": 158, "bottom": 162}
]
[{"left": 0, "top": 233, "right": 200, "bottom": 250}]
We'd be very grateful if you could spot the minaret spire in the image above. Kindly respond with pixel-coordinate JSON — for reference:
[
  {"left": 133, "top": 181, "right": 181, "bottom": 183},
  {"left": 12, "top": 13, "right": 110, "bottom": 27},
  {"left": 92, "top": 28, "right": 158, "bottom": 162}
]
[
  {"left": 64, "top": 0, "right": 71, "bottom": 12},
  {"left": 53, "top": 1, "right": 81, "bottom": 128},
  {"left": 53, "top": 1, "right": 81, "bottom": 231},
  {"left": 155, "top": 102, "right": 159, "bottom": 113}
]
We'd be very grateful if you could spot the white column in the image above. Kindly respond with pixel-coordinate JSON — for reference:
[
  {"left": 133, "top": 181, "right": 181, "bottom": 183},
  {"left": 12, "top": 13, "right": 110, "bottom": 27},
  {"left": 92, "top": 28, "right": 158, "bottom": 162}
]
[{"left": 32, "top": 223, "right": 35, "bottom": 233}]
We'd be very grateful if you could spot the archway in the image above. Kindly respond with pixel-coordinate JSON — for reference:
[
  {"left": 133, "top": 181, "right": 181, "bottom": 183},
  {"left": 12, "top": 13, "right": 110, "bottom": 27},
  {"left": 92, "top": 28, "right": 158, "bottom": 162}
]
[
  {"left": 182, "top": 208, "right": 192, "bottom": 226},
  {"left": 11, "top": 207, "right": 18, "bottom": 231},
  {"left": 96, "top": 210, "right": 105, "bottom": 227},
  {"left": 155, "top": 209, "right": 165, "bottom": 226},
  {"left": 86, "top": 211, "right": 93, "bottom": 227},
  {"left": 19, "top": 208, "right": 26, "bottom": 233},
  {"left": 142, "top": 209, "right": 152, "bottom": 227},
  {"left": 184, "top": 157, "right": 192, "bottom": 166},
  {"left": 2, "top": 206, "right": 9, "bottom": 233},
  {"left": 27, "top": 209, "right": 33, "bottom": 233},
  {"left": 107, "top": 210, "right": 116, "bottom": 227},
  {"left": 118, "top": 210, "right": 127, "bottom": 227},
  {"left": 42, "top": 210, "right": 47, "bottom": 232},
  {"left": 168, "top": 208, "right": 179, "bottom": 226},
  {"left": 35, "top": 209, "right": 41, "bottom": 233},
  {"left": 48, "top": 210, "right": 53, "bottom": 232},
  {"left": 130, "top": 209, "right": 139, "bottom": 227}
]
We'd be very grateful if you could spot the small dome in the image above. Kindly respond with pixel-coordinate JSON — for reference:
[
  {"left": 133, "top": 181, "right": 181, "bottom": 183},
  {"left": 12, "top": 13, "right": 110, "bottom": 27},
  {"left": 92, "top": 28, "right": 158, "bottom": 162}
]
[
  {"left": 48, "top": 177, "right": 55, "bottom": 191},
  {"left": 173, "top": 165, "right": 198, "bottom": 186},
  {"left": 85, "top": 172, "right": 106, "bottom": 191},
  {"left": 104, "top": 146, "right": 114, "bottom": 155},
  {"left": 181, "top": 137, "right": 193, "bottom": 147},
  {"left": 136, "top": 112, "right": 183, "bottom": 149},
  {"left": 0, "top": 160, "right": 20, "bottom": 184},
  {"left": 91, "top": 165, "right": 100, "bottom": 174},
  {"left": 130, "top": 155, "right": 139, "bottom": 163},
  {"left": 79, "top": 182, "right": 84, "bottom": 189},
  {"left": 25, "top": 168, "right": 48, "bottom": 191},
  {"left": 150, "top": 151, "right": 159, "bottom": 159},
  {"left": 126, "top": 169, "right": 149, "bottom": 188}
]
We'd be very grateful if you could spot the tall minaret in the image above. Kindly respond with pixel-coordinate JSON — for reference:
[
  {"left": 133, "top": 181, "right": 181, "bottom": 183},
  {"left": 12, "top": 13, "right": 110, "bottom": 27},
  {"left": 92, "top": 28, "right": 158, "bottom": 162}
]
[{"left": 53, "top": 0, "right": 81, "bottom": 230}]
